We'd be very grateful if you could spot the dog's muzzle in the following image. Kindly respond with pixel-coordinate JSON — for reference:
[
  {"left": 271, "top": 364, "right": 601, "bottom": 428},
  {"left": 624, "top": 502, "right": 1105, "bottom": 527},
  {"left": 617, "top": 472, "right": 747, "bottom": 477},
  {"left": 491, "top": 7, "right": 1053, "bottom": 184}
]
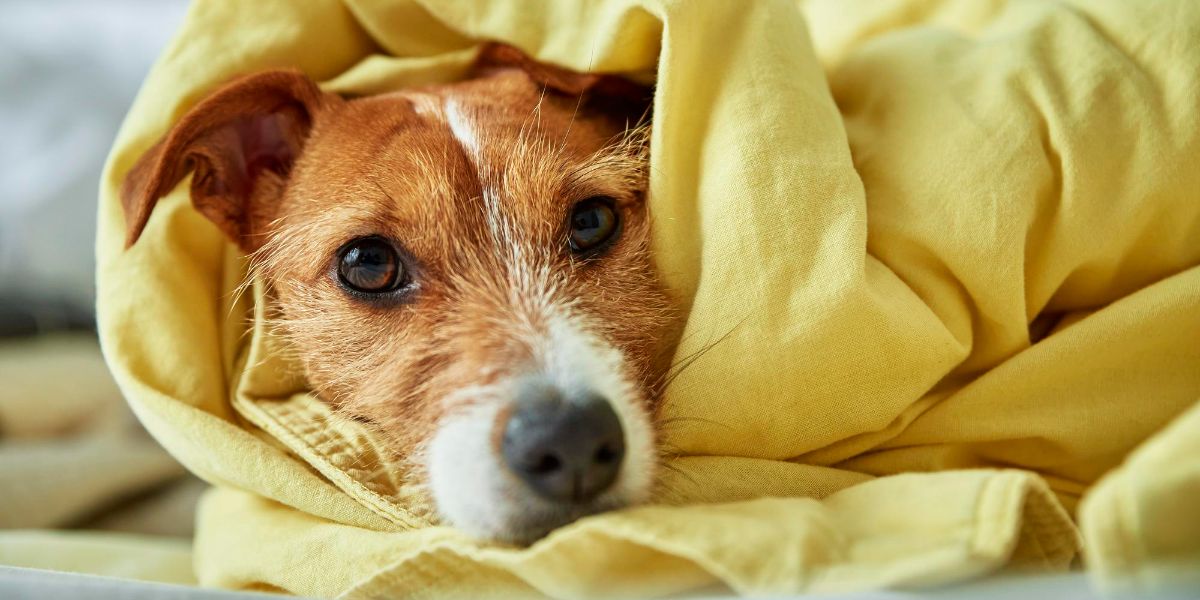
[{"left": 500, "top": 376, "right": 626, "bottom": 503}]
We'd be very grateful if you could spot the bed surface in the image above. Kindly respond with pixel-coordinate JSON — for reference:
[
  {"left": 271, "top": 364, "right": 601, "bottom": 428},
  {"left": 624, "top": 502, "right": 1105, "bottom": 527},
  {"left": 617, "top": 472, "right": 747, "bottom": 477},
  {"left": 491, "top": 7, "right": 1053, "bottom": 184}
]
[{"left": 2, "top": 566, "right": 1115, "bottom": 600}]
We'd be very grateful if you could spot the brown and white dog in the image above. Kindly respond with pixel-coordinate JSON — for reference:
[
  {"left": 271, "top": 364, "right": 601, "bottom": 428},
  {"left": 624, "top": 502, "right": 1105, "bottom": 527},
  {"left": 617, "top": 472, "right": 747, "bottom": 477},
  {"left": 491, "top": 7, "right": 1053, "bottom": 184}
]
[{"left": 121, "top": 44, "right": 676, "bottom": 543}]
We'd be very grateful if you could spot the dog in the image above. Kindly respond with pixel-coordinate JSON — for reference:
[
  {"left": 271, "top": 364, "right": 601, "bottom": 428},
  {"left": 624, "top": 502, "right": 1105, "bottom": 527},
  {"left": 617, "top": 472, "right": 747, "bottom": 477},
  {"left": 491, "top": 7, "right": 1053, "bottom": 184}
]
[{"left": 120, "top": 44, "right": 676, "bottom": 544}]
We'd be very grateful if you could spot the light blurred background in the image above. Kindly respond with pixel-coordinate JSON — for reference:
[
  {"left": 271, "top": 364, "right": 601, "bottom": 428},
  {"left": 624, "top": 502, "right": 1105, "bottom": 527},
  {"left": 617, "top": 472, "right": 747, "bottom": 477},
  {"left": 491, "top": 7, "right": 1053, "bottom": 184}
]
[{"left": 0, "top": 0, "right": 201, "bottom": 541}]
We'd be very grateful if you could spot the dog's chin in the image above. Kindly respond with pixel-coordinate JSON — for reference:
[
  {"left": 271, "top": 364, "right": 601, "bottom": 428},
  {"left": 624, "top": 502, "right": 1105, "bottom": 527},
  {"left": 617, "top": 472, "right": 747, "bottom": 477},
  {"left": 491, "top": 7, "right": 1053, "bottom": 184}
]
[
  {"left": 426, "top": 401, "right": 654, "bottom": 545},
  {"left": 483, "top": 494, "right": 630, "bottom": 546}
]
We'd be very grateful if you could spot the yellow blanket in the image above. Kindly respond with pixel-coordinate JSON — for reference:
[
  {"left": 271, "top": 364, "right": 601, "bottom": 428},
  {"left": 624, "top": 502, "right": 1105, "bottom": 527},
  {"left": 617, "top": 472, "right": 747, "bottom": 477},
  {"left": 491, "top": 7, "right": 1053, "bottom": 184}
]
[{"left": 95, "top": 0, "right": 1200, "bottom": 597}]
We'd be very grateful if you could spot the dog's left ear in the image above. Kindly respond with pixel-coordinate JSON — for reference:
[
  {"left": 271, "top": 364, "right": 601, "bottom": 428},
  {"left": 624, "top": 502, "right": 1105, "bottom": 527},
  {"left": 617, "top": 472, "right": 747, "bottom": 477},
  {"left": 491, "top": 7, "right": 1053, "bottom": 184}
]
[
  {"left": 119, "top": 70, "right": 336, "bottom": 252},
  {"left": 473, "top": 42, "right": 652, "bottom": 127}
]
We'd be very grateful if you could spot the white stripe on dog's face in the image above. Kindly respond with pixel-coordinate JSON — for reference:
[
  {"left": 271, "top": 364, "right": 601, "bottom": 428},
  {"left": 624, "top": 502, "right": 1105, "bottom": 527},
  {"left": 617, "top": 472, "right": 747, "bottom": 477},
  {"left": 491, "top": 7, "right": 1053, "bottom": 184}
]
[
  {"left": 444, "top": 99, "right": 518, "bottom": 256},
  {"left": 420, "top": 94, "right": 656, "bottom": 542},
  {"left": 243, "top": 69, "right": 669, "bottom": 545},
  {"left": 444, "top": 99, "right": 482, "bottom": 162},
  {"left": 426, "top": 308, "right": 655, "bottom": 543}
]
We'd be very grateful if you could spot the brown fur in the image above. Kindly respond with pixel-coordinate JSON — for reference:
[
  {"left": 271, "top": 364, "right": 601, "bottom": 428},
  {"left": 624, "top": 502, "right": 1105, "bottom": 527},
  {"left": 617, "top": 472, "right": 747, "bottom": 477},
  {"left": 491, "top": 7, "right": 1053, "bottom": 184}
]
[{"left": 121, "top": 44, "right": 674, "bottom": 530}]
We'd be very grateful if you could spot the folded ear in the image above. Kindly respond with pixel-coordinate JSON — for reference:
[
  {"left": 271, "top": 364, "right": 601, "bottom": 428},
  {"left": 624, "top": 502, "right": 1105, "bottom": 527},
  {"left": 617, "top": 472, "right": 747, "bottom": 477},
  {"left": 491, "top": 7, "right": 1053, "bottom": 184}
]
[
  {"left": 473, "top": 42, "right": 652, "bottom": 128},
  {"left": 120, "top": 70, "right": 336, "bottom": 252}
]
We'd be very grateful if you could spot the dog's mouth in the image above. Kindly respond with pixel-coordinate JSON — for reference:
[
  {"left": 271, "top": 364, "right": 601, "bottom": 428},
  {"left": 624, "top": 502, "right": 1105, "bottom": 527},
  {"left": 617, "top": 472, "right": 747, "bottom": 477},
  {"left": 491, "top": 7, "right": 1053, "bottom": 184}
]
[
  {"left": 426, "top": 374, "right": 655, "bottom": 544},
  {"left": 424, "top": 317, "right": 656, "bottom": 544},
  {"left": 489, "top": 473, "right": 634, "bottom": 545}
]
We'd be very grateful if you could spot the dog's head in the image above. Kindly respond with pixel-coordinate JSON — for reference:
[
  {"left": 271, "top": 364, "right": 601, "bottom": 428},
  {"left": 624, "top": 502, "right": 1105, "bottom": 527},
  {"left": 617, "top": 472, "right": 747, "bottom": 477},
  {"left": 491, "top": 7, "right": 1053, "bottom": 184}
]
[{"left": 121, "top": 44, "right": 673, "bottom": 543}]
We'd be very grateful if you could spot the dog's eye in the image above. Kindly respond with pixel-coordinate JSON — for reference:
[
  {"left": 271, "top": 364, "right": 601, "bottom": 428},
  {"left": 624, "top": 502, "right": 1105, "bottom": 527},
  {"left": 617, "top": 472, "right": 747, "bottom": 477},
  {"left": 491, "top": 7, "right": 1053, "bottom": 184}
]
[
  {"left": 568, "top": 197, "right": 620, "bottom": 254},
  {"left": 337, "top": 237, "right": 403, "bottom": 293}
]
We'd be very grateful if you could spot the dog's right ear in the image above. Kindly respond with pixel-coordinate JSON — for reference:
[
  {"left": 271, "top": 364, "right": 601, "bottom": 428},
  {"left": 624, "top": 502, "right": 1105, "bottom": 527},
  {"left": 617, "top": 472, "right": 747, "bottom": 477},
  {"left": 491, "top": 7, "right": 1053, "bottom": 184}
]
[
  {"left": 120, "top": 70, "right": 337, "bottom": 252},
  {"left": 473, "top": 42, "right": 652, "bottom": 129}
]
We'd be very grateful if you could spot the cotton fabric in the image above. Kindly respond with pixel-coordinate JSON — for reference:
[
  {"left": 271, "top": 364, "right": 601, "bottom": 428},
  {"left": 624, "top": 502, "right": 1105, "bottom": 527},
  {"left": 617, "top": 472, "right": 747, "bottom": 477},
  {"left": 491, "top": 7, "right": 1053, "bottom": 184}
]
[{"left": 94, "top": 0, "right": 1200, "bottom": 597}]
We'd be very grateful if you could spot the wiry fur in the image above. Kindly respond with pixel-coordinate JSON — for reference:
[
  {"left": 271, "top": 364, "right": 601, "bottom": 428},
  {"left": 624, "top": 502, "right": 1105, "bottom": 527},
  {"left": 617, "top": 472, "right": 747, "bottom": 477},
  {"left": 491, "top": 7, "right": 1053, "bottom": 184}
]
[{"left": 122, "top": 56, "right": 674, "bottom": 543}]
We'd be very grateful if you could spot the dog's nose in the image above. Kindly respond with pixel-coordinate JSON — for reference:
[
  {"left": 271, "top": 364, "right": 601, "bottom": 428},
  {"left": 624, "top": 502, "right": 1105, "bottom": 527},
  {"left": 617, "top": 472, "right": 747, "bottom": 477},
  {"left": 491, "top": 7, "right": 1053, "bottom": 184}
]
[{"left": 501, "top": 380, "right": 625, "bottom": 504}]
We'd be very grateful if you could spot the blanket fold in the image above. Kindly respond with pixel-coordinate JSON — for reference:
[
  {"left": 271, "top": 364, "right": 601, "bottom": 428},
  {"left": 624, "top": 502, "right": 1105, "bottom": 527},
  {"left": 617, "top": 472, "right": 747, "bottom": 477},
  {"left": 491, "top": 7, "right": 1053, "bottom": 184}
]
[{"left": 94, "top": 0, "right": 1200, "bottom": 597}]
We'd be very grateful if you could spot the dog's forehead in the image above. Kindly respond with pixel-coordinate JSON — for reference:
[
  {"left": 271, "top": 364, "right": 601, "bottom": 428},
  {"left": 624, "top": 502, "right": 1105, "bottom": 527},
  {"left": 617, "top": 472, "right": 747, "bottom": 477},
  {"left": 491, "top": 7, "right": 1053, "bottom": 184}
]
[
  {"left": 313, "top": 72, "right": 618, "bottom": 170},
  {"left": 279, "top": 75, "right": 622, "bottom": 273},
  {"left": 305, "top": 76, "right": 618, "bottom": 209}
]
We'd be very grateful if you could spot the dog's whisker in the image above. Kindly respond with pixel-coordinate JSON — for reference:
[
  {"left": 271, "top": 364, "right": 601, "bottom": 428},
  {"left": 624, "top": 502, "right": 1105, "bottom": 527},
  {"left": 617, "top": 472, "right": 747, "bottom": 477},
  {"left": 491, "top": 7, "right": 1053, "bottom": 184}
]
[
  {"left": 126, "top": 46, "right": 671, "bottom": 544},
  {"left": 655, "top": 415, "right": 732, "bottom": 430},
  {"left": 657, "top": 460, "right": 700, "bottom": 488},
  {"left": 653, "top": 317, "right": 749, "bottom": 396}
]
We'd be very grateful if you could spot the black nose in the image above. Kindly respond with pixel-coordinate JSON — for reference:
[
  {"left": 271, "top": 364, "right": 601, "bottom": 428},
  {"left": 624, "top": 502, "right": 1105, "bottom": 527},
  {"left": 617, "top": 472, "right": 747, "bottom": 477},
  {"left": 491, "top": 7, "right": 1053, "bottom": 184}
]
[{"left": 501, "top": 380, "right": 625, "bottom": 504}]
